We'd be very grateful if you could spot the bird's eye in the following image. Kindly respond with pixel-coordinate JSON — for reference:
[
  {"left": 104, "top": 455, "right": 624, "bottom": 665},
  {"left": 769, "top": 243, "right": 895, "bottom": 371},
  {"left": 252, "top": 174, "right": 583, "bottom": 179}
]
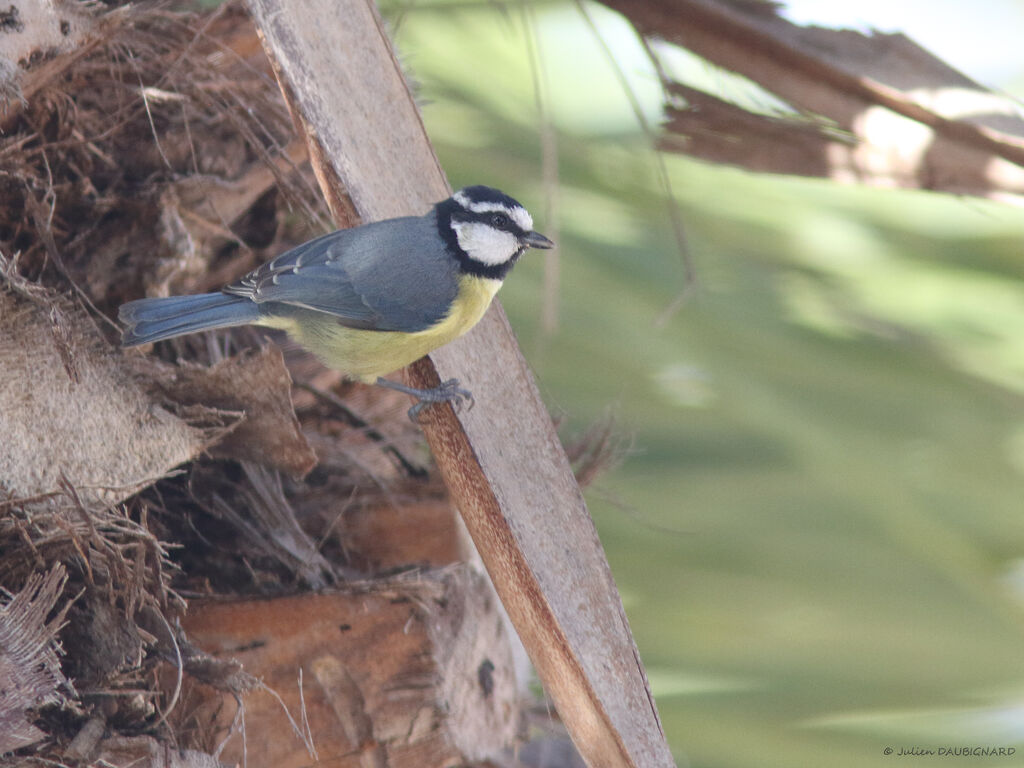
[{"left": 489, "top": 213, "right": 512, "bottom": 229}]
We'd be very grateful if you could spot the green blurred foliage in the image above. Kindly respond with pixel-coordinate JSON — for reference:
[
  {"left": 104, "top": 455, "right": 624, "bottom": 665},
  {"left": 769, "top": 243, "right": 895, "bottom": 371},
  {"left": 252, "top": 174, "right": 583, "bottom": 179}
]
[{"left": 384, "top": 1, "right": 1024, "bottom": 765}]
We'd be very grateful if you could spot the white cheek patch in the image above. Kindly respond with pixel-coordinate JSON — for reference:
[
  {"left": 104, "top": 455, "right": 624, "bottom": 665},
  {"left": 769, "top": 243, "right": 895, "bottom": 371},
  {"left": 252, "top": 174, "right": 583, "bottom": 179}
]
[
  {"left": 451, "top": 220, "right": 521, "bottom": 266},
  {"left": 453, "top": 192, "right": 534, "bottom": 232}
]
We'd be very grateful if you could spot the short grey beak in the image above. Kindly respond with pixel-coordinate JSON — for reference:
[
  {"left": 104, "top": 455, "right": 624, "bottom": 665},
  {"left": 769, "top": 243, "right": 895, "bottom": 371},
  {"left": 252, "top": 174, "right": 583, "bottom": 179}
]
[{"left": 523, "top": 231, "right": 555, "bottom": 250}]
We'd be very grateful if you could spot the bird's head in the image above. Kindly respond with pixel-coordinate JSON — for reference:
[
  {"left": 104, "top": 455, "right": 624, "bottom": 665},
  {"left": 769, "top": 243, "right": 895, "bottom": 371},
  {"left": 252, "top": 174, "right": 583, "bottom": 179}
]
[{"left": 436, "top": 185, "right": 554, "bottom": 279}]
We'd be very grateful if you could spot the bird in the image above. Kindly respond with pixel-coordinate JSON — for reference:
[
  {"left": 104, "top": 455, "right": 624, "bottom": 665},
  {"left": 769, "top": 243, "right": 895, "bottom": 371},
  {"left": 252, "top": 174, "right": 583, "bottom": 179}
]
[{"left": 119, "top": 185, "right": 554, "bottom": 419}]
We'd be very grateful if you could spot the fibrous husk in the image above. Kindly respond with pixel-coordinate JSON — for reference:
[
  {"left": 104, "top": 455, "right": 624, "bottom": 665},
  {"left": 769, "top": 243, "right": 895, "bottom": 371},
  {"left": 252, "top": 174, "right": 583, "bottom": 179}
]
[
  {"left": 0, "top": 1, "right": 327, "bottom": 308},
  {"left": 142, "top": 345, "right": 318, "bottom": 479},
  {"left": 0, "top": 565, "right": 71, "bottom": 754},
  {"left": 0, "top": 282, "right": 233, "bottom": 509},
  {"left": 0, "top": 0, "right": 97, "bottom": 89}
]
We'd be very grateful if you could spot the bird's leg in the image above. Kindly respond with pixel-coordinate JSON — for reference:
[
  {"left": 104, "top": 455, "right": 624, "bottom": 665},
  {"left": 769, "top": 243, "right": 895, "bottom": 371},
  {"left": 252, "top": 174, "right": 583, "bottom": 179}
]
[{"left": 375, "top": 377, "right": 474, "bottom": 422}]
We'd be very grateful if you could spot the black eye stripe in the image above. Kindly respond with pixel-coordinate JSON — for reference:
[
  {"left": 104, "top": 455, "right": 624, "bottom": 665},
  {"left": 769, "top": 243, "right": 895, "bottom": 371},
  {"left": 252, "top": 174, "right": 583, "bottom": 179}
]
[
  {"left": 458, "top": 210, "right": 523, "bottom": 233},
  {"left": 453, "top": 210, "right": 518, "bottom": 228}
]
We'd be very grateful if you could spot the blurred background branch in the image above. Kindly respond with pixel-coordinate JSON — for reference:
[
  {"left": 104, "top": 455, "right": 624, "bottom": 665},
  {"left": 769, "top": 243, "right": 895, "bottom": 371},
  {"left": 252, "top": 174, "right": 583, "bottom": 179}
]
[{"left": 602, "top": 0, "right": 1024, "bottom": 203}]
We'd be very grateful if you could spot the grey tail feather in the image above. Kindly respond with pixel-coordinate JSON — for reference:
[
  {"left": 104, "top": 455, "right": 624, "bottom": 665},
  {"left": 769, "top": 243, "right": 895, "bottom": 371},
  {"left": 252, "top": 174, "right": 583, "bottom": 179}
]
[{"left": 119, "top": 292, "right": 260, "bottom": 347}]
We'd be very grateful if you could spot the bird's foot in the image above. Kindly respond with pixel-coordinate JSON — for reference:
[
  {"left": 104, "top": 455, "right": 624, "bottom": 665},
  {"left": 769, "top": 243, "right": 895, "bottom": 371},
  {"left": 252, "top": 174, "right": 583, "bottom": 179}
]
[{"left": 375, "top": 377, "right": 474, "bottom": 422}]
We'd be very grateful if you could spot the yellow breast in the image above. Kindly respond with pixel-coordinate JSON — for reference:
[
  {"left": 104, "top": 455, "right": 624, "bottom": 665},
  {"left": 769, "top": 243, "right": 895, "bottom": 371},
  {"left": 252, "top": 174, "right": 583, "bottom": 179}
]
[{"left": 264, "top": 275, "right": 502, "bottom": 383}]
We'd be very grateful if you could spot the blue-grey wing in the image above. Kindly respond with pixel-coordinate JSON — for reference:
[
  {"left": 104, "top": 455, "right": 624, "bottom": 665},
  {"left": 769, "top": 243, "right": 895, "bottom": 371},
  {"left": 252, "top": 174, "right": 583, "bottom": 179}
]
[{"left": 224, "top": 214, "right": 459, "bottom": 332}]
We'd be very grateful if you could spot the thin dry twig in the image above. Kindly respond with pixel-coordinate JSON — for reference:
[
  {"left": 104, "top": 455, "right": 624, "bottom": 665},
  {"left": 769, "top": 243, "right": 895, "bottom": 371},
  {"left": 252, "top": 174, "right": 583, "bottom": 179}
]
[
  {"left": 149, "top": 610, "right": 184, "bottom": 734},
  {"left": 573, "top": 0, "right": 698, "bottom": 325}
]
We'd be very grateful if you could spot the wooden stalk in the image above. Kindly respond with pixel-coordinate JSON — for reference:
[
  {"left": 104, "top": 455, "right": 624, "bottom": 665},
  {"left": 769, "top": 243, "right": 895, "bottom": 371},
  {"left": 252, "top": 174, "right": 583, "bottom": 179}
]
[{"left": 244, "top": 1, "right": 675, "bottom": 766}]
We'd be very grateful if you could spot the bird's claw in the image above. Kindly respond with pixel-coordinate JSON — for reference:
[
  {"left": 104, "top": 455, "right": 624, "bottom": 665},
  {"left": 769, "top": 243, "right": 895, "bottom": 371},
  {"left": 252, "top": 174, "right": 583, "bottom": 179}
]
[{"left": 407, "top": 378, "right": 474, "bottom": 422}]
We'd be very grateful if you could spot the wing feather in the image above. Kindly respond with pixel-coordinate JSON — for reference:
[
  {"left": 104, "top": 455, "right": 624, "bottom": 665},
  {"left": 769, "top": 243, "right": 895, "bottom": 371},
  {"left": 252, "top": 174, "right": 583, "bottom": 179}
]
[{"left": 224, "top": 214, "right": 459, "bottom": 333}]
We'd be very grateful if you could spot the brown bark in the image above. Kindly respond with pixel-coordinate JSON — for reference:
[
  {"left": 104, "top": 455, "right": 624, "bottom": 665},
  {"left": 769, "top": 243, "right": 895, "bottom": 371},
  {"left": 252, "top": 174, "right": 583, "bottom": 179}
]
[{"left": 179, "top": 567, "right": 520, "bottom": 768}]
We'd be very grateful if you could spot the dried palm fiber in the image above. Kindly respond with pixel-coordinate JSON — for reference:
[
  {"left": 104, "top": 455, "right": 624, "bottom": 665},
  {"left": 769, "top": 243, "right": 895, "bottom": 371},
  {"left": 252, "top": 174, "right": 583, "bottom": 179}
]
[{"left": 0, "top": 276, "right": 229, "bottom": 509}]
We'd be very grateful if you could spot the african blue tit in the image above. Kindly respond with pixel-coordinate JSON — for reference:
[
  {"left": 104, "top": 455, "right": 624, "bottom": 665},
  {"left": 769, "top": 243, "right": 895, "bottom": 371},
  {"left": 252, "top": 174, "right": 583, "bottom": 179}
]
[{"left": 119, "top": 185, "right": 554, "bottom": 417}]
